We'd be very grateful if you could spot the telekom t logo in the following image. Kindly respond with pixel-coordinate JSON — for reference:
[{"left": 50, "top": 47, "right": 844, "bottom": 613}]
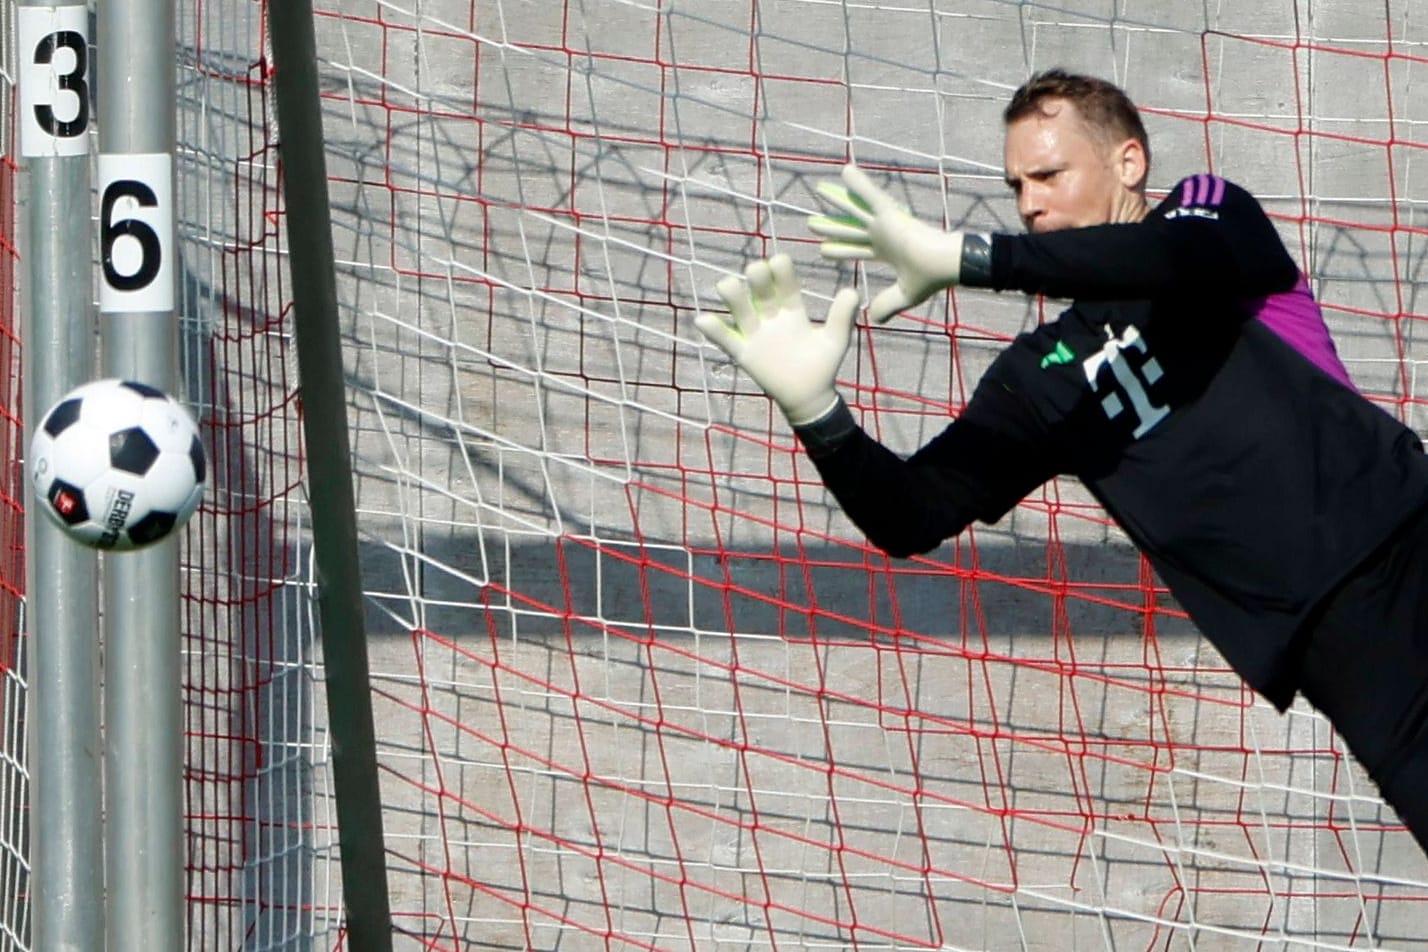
[{"left": 1081, "top": 324, "right": 1169, "bottom": 438}]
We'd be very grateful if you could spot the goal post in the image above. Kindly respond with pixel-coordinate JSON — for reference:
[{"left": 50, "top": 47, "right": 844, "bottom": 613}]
[
  {"left": 267, "top": 0, "right": 393, "bottom": 945},
  {"left": 0, "top": 0, "right": 1426, "bottom": 949},
  {"left": 95, "top": 0, "right": 188, "bottom": 944},
  {"left": 15, "top": 1, "right": 102, "bottom": 949}
]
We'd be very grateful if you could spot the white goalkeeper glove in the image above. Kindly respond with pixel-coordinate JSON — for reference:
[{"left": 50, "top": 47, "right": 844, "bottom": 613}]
[
  {"left": 697, "top": 254, "right": 860, "bottom": 426},
  {"left": 808, "top": 163, "right": 973, "bottom": 324}
]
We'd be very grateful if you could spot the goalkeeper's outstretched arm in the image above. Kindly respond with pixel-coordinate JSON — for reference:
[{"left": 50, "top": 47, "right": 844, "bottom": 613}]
[
  {"left": 697, "top": 255, "right": 1057, "bottom": 559},
  {"left": 810, "top": 163, "right": 1300, "bottom": 321},
  {"left": 793, "top": 392, "right": 1054, "bottom": 557},
  {"left": 981, "top": 176, "right": 1299, "bottom": 304}
]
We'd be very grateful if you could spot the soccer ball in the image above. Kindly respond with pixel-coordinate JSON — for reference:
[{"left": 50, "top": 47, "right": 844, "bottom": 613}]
[{"left": 29, "top": 379, "right": 207, "bottom": 551}]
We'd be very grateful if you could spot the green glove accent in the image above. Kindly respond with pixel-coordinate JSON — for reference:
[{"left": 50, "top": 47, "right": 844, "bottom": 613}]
[{"left": 808, "top": 163, "right": 972, "bottom": 324}]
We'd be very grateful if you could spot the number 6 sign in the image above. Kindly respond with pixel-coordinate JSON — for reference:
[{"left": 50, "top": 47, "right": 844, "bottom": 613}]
[{"left": 99, "top": 153, "right": 174, "bottom": 312}]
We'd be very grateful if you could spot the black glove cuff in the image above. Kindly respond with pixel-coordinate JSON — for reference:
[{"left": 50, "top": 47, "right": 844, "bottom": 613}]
[
  {"left": 793, "top": 395, "right": 857, "bottom": 459},
  {"left": 959, "top": 232, "right": 994, "bottom": 287}
]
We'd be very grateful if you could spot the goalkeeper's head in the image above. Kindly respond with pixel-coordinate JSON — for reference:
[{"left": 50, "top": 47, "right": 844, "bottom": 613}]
[{"left": 1002, "top": 69, "right": 1152, "bottom": 234}]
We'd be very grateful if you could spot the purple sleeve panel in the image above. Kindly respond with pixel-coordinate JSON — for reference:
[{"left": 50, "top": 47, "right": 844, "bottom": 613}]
[{"left": 1251, "top": 272, "right": 1356, "bottom": 391}]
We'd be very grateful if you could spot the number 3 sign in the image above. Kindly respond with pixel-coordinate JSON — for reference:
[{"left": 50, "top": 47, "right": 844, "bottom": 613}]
[{"left": 18, "top": 6, "right": 91, "bottom": 157}]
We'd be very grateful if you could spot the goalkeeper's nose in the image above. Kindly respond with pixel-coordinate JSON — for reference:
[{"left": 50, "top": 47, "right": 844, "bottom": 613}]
[{"left": 1017, "top": 191, "right": 1046, "bottom": 232}]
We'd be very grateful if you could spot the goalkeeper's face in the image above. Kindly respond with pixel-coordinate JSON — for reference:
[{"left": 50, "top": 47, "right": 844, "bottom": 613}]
[{"left": 1003, "top": 97, "right": 1149, "bottom": 234}]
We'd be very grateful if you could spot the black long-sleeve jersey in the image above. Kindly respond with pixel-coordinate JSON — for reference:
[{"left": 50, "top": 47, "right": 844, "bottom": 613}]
[{"left": 798, "top": 174, "right": 1428, "bottom": 709}]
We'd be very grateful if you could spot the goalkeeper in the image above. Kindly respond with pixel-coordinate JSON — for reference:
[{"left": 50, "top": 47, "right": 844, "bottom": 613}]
[{"left": 695, "top": 69, "right": 1428, "bottom": 853}]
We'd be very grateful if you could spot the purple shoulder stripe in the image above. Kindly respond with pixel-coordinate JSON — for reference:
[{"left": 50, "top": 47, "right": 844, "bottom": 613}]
[{"left": 1182, "top": 173, "right": 1227, "bottom": 208}]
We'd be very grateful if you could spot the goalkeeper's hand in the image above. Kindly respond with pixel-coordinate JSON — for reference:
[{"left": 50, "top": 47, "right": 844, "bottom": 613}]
[
  {"left": 808, "top": 163, "right": 968, "bottom": 324},
  {"left": 697, "top": 254, "right": 859, "bottom": 426}
]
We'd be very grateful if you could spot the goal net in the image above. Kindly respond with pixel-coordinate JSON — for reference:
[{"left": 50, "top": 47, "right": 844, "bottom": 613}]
[{"left": 3, "top": 0, "right": 1428, "bottom": 948}]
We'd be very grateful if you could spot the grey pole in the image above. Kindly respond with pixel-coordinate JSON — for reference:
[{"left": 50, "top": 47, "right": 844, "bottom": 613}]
[
  {"left": 16, "top": 4, "right": 103, "bottom": 950},
  {"left": 96, "top": 0, "right": 185, "bottom": 948}
]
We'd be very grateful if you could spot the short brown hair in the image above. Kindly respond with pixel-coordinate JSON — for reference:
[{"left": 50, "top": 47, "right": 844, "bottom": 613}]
[{"left": 1005, "top": 69, "right": 1150, "bottom": 170}]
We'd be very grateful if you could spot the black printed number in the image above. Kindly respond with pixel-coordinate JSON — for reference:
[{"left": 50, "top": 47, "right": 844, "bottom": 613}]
[
  {"left": 101, "top": 180, "right": 162, "bottom": 292},
  {"left": 33, "top": 30, "right": 88, "bottom": 138}
]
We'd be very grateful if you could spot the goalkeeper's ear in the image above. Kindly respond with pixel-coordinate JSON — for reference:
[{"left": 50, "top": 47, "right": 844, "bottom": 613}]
[{"left": 1111, "top": 136, "right": 1149, "bottom": 194}]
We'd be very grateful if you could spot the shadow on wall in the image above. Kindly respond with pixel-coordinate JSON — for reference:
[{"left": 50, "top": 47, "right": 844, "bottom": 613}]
[{"left": 357, "top": 532, "right": 1200, "bottom": 642}]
